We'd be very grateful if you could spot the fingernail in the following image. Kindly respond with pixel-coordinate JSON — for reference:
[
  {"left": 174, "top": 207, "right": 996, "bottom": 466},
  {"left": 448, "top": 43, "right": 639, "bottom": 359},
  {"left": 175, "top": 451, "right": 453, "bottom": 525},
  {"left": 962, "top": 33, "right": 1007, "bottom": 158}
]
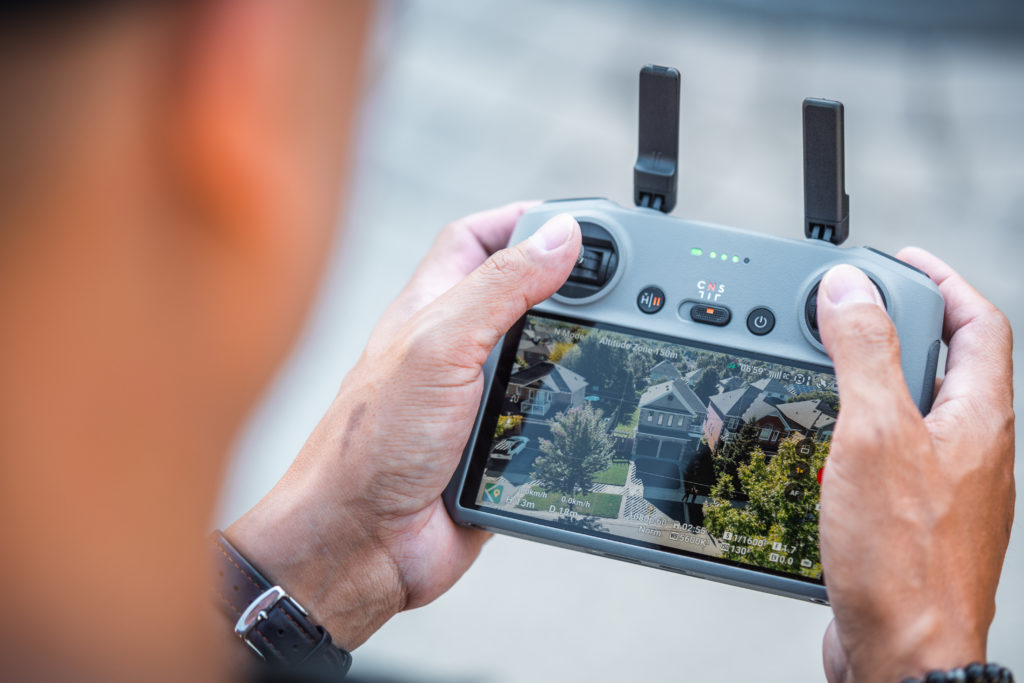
[
  {"left": 822, "top": 264, "right": 884, "bottom": 307},
  {"left": 528, "top": 213, "right": 576, "bottom": 252}
]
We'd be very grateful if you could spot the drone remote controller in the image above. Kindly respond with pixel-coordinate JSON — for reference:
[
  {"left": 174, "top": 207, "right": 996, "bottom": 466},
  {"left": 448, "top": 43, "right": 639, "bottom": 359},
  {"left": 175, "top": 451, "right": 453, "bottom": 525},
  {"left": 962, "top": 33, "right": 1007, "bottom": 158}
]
[{"left": 443, "top": 65, "right": 944, "bottom": 604}]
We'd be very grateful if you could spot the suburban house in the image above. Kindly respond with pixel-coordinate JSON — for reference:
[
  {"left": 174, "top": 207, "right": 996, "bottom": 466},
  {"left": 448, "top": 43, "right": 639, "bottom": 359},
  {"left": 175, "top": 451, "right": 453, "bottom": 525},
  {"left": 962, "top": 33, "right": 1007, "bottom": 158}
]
[
  {"left": 649, "top": 359, "right": 682, "bottom": 382},
  {"left": 505, "top": 362, "right": 587, "bottom": 417},
  {"left": 774, "top": 399, "right": 837, "bottom": 440},
  {"left": 716, "top": 375, "right": 746, "bottom": 394},
  {"left": 750, "top": 409, "right": 791, "bottom": 453},
  {"left": 703, "top": 384, "right": 781, "bottom": 451},
  {"left": 750, "top": 377, "right": 789, "bottom": 403},
  {"left": 634, "top": 378, "right": 707, "bottom": 462},
  {"left": 520, "top": 342, "right": 552, "bottom": 366}
]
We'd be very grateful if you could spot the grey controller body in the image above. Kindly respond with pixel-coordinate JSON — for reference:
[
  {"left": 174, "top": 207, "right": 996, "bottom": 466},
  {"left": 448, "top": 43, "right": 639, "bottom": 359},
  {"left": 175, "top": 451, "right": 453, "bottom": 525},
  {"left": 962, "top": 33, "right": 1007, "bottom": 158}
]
[{"left": 443, "top": 198, "right": 945, "bottom": 604}]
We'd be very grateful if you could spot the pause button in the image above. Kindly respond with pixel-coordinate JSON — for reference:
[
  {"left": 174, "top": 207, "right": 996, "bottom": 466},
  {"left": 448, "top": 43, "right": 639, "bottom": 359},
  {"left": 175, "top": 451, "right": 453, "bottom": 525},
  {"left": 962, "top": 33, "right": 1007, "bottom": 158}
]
[{"left": 637, "top": 286, "right": 666, "bottom": 314}]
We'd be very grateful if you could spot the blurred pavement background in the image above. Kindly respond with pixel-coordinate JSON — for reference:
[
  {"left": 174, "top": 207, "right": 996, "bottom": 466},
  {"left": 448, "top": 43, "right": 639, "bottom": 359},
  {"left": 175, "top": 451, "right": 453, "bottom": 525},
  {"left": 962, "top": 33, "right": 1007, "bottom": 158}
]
[{"left": 218, "top": 2, "right": 1024, "bottom": 681}]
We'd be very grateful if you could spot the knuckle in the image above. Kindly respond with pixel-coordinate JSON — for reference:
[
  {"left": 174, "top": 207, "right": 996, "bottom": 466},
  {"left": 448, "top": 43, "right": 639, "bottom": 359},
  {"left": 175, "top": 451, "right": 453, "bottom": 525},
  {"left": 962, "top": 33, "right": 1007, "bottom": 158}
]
[
  {"left": 439, "top": 220, "right": 464, "bottom": 244},
  {"left": 979, "top": 307, "right": 1013, "bottom": 352},
  {"left": 480, "top": 246, "right": 527, "bottom": 280}
]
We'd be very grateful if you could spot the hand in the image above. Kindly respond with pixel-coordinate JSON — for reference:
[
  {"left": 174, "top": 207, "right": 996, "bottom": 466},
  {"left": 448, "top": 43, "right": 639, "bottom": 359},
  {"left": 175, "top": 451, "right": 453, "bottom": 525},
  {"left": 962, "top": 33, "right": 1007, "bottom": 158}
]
[
  {"left": 227, "top": 203, "right": 582, "bottom": 648},
  {"left": 816, "top": 251, "right": 1015, "bottom": 682}
]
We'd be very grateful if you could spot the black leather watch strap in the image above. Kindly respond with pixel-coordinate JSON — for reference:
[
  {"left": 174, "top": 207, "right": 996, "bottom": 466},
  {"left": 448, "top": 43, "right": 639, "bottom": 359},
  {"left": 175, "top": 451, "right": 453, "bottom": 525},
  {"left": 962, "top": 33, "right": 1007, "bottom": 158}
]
[{"left": 212, "top": 532, "right": 352, "bottom": 677}]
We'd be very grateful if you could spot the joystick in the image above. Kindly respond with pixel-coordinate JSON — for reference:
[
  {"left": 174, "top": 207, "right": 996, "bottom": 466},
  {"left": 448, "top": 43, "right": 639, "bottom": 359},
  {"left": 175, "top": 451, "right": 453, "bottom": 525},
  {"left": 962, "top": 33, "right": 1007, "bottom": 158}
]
[{"left": 444, "top": 65, "right": 945, "bottom": 606}]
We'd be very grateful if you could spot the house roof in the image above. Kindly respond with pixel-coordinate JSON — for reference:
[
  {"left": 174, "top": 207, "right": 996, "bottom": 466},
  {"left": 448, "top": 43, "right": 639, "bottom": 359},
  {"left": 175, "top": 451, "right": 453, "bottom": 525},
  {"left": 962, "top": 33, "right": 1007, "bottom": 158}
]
[
  {"left": 521, "top": 343, "right": 551, "bottom": 357},
  {"left": 743, "top": 395, "right": 782, "bottom": 422},
  {"left": 716, "top": 376, "right": 746, "bottom": 392},
  {"left": 708, "top": 384, "right": 782, "bottom": 423},
  {"left": 684, "top": 366, "right": 709, "bottom": 384},
  {"left": 639, "top": 378, "right": 706, "bottom": 415},
  {"left": 509, "top": 362, "right": 587, "bottom": 394},
  {"left": 775, "top": 399, "right": 837, "bottom": 433},
  {"left": 650, "top": 360, "right": 682, "bottom": 380},
  {"left": 709, "top": 385, "right": 756, "bottom": 418},
  {"left": 751, "top": 377, "right": 789, "bottom": 395}
]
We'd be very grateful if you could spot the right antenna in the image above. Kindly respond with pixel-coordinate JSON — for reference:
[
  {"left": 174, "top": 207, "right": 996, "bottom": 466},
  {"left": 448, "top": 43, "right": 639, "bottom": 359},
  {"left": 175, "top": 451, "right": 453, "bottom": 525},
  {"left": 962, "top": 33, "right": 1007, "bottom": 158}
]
[{"left": 803, "top": 98, "right": 849, "bottom": 245}]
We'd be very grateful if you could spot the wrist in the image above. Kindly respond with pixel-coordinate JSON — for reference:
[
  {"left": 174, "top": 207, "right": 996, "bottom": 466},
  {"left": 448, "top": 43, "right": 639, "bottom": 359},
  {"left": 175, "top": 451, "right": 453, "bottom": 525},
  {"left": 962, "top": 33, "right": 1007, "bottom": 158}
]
[
  {"left": 226, "top": 471, "right": 406, "bottom": 650},
  {"left": 848, "top": 607, "right": 987, "bottom": 682}
]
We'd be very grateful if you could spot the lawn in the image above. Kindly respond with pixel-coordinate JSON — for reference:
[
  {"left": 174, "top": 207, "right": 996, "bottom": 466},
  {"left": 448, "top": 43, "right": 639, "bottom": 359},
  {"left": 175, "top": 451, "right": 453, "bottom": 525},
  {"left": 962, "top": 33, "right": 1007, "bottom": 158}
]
[
  {"left": 593, "top": 460, "right": 630, "bottom": 486},
  {"left": 613, "top": 406, "right": 640, "bottom": 437},
  {"left": 518, "top": 490, "right": 623, "bottom": 518}
]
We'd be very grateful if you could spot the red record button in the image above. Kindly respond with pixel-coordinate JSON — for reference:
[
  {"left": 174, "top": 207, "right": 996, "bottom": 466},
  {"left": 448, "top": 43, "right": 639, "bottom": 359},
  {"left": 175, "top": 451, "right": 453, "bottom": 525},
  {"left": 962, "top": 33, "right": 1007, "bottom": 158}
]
[{"left": 690, "top": 303, "right": 731, "bottom": 326}]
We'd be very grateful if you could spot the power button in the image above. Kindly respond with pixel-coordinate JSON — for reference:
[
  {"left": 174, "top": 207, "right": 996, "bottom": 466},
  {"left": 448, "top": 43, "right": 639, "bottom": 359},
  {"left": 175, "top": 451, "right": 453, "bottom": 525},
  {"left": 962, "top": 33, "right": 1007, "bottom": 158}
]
[{"left": 746, "top": 307, "right": 775, "bottom": 335}]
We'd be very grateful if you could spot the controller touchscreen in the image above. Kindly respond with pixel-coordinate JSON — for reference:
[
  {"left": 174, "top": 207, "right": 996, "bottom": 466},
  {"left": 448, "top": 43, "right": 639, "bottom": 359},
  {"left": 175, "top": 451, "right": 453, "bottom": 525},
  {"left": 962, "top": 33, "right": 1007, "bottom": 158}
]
[{"left": 469, "top": 313, "right": 838, "bottom": 583}]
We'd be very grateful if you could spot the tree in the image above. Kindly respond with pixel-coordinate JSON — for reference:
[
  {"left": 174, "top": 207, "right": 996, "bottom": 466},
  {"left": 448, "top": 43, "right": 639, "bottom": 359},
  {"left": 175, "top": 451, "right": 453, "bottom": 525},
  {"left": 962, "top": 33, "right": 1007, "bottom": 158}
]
[
  {"left": 547, "top": 340, "right": 575, "bottom": 363},
  {"left": 493, "top": 414, "right": 522, "bottom": 439},
  {"left": 532, "top": 404, "right": 614, "bottom": 495},
  {"left": 558, "top": 331, "right": 656, "bottom": 402},
  {"left": 712, "top": 419, "right": 760, "bottom": 497},
  {"left": 692, "top": 367, "right": 720, "bottom": 403},
  {"left": 702, "top": 434, "right": 829, "bottom": 579}
]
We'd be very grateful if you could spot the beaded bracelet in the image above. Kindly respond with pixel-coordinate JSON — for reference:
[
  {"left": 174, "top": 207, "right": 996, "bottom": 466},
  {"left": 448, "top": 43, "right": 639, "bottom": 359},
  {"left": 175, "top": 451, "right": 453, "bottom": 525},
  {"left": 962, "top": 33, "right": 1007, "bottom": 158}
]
[{"left": 901, "top": 662, "right": 1014, "bottom": 683}]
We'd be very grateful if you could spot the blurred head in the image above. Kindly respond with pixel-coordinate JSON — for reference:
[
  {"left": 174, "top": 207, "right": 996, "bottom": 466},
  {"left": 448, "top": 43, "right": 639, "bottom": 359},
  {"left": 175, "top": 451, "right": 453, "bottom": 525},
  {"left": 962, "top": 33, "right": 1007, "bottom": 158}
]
[{"left": 0, "top": 1, "right": 371, "bottom": 677}]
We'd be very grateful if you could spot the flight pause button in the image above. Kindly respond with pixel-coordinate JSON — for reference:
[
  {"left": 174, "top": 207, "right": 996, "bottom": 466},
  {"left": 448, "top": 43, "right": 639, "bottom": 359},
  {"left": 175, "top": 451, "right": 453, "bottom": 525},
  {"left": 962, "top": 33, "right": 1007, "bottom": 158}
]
[{"left": 746, "top": 307, "right": 775, "bottom": 335}]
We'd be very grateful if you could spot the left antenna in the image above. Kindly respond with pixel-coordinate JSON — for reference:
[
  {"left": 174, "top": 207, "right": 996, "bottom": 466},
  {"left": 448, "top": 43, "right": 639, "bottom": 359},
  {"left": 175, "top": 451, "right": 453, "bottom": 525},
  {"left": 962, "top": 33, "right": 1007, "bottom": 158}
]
[{"left": 634, "top": 65, "right": 680, "bottom": 214}]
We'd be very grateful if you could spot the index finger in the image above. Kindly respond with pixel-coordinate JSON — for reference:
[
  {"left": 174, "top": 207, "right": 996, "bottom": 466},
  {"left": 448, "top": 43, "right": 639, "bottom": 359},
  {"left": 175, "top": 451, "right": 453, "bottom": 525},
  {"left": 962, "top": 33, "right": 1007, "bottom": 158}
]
[{"left": 896, "top": 247, "right": 1014, "bottom": 413}]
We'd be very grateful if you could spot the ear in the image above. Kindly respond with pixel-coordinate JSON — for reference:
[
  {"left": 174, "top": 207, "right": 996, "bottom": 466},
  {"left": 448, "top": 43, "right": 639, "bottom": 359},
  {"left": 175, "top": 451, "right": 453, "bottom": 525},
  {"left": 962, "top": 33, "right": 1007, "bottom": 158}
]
[{"left": 166, "top": 0, "right": 371, "bottom": 250}]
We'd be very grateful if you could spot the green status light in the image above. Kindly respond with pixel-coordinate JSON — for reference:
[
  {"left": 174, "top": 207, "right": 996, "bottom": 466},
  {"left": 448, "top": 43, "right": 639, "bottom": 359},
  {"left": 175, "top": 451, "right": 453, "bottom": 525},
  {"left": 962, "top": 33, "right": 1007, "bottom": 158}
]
[{"left": 702, "top": 249, "right": 748, "bottom": 263}]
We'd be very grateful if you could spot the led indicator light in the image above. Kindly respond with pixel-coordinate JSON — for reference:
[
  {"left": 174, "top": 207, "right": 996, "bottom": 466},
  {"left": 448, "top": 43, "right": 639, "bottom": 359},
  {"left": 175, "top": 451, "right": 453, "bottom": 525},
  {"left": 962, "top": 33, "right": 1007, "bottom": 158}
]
[
  {"left": 706, "top": 307, "right": 714, "bottom": 314},
  {"left": 721, "top": 253, "right": 728, "bottom": 261},
  {"left": 690, "top": 248, "right": 703, "bottom": 256},
  {"left": 709, "top": 251, "right": 717, "bottom": 258},
  {"left": 732, "top": 256, "right": 740, "bottom": 263}
]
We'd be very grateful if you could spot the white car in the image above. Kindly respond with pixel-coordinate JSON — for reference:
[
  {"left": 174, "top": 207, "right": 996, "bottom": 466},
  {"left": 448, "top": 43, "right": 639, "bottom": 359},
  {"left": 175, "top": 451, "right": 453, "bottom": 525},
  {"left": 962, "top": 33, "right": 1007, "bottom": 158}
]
[{"left": 489, "top": 435, "right": 529, "bottom": 462}]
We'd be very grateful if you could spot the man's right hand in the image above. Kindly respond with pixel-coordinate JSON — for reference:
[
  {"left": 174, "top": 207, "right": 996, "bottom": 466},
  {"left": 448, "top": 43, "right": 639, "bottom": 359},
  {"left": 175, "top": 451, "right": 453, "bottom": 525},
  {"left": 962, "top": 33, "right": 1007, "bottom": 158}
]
[{"left": 816, "top": 251, "right": 1015, "bottom": 682}]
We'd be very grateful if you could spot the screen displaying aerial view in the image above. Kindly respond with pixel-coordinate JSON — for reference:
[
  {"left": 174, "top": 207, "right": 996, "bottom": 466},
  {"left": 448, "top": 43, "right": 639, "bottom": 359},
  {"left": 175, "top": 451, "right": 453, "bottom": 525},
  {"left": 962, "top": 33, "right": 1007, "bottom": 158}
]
[{"left": 472, "top": 313, "right": 839, "bottom": 582}]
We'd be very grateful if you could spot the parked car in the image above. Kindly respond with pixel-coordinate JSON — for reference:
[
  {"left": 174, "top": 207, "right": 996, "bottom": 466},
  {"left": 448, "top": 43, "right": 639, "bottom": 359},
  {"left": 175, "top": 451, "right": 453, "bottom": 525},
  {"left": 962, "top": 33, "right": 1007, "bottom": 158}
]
[{"left": 489, "top": 436, "right": 530, "bottom": 463}]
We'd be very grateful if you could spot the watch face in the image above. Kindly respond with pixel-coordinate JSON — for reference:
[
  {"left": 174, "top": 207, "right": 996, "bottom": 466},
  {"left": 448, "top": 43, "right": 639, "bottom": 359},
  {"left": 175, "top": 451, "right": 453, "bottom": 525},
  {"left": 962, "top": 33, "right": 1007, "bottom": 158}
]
[{"left": 465, "top": 312, "right": 838, "bottom": 585}]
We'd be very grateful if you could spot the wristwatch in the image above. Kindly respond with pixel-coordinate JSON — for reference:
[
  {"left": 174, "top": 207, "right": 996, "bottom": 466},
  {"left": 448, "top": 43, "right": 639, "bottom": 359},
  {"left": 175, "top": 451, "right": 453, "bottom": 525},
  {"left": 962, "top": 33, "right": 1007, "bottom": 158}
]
[{"left": 212, "top": 532, "right": 352, "bottom": 677}]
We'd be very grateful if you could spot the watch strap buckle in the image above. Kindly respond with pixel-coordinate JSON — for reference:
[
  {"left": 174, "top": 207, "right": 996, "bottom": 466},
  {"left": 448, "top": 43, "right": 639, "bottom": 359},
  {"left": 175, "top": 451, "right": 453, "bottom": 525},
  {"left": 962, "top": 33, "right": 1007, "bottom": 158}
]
[{"left": 234, "top": 585, "right": 309, "bottom": 656}]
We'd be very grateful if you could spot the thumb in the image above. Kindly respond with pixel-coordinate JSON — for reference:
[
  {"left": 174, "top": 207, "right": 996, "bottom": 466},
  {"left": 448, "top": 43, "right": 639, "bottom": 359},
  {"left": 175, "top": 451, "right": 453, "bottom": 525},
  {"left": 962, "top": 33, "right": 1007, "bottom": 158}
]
[
  {"left": 421, "top": 212, "right": 581, "bottom": 363},
  {"left": 822, "top": 619, "right": 849, "bottom": 683},
  {"left": 817, "top": 264, "right": 912, "bottom": 413}
]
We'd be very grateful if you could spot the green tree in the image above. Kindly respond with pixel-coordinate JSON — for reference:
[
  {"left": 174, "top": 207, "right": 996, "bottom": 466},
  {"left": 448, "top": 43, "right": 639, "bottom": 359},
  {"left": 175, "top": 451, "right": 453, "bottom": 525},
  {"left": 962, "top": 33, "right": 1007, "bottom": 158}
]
[
  {"left": 559, "top": 331, "right": 656, "bottom": 403},
  {"left": 493, "top": 414, "right": 522, "bottom": 439},
  {"left": 702, "top": 434, "right": 829, "bottom": 578},
  {"left": 712, "top": 419, "right": 760, "bottom": 496},
  {"left": 692, "top": 367, "right": 720, "bottom": 403},
  {"left": 532, "top": 404, "right": 614, "bottom": 495}
]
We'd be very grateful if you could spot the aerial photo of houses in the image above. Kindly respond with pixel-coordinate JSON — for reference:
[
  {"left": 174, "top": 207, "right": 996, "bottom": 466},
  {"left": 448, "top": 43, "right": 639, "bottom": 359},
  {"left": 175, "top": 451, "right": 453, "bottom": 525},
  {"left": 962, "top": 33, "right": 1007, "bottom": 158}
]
[{"left": 476, "top": 314, "right": 839, "bottom": 580}]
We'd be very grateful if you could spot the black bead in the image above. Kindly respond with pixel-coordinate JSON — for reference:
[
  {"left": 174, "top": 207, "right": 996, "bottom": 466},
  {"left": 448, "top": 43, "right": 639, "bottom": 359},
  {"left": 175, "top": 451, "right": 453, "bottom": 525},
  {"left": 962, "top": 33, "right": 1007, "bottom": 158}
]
[
  {"left": 966, "top": 663, "right": 986, "bottom": 683},
  {"left": 926, "top": 672, "right": 948, "bottom": 683}
]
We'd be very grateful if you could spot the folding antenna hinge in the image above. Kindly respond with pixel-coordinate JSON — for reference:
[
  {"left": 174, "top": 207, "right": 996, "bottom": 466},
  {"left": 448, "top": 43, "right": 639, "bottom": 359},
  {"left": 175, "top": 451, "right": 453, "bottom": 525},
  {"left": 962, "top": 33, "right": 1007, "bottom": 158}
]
[
  {"left": 803, "top": 98, "right": 849, "bottom": 245},
  {"left": 634, "top": 65, "right": 680, "bottom": 214}
]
